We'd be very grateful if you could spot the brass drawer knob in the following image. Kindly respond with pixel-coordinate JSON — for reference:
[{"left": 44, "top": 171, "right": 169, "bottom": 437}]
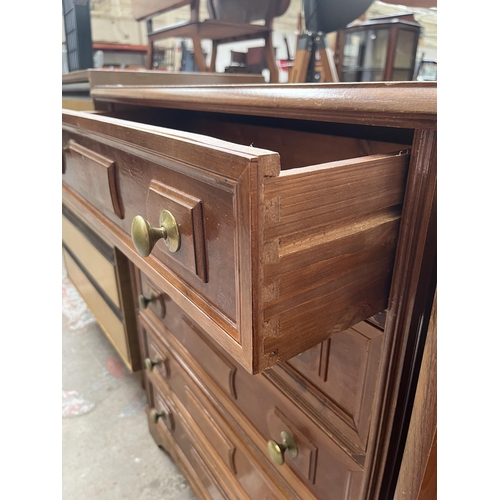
[
  {"left": 131, "top": 210, "right": 180, "bottom": 257},
  {"left": 138, "top": 293, "right": 157, "bottom": 309},
  {"left": 267, "top": 431, "right": 298, "bottom": 466},
  {"left": 144, "top": 357, "right": 161, "bottom": 372},
  {"left": 149, "top": 408, "right": 165, "bottom": 424}
]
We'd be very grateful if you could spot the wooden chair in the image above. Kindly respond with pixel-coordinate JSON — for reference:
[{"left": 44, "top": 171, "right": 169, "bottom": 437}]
[{"left": 131, "top": 0, "right": 291, "bottom": 83}]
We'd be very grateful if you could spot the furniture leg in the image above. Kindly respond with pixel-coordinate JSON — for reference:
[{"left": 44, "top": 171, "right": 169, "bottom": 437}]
[
  {"left": 192, "top": 36, "right": 208, "bottom": 72},
  {"left": 289, "top": 42, "right": 311, "bottom": 83},
  {"left": 209, "top": 41, "right": 218, "bottom": 72},
  {"left": 317, "top": 35, "right": 339, "bottom": 83},
  {"left": 146, "top": 39, "right": 154, "bottom": 70},
  {"left": 264, "top": 32, "right": 279, "bottom": 83}
]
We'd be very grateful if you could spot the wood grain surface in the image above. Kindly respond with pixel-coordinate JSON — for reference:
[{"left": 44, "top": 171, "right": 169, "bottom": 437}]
[
  {"left": 394, "top": 293, "right": 437, "bottom": 500},
  {"left": 91, "top": 82, "right": 436, "bottom": 129}
]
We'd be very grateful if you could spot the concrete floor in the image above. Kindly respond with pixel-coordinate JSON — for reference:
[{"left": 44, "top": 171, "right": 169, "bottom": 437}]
[{"left": 62, "top": 262, "right": 198, "bottom": 500}]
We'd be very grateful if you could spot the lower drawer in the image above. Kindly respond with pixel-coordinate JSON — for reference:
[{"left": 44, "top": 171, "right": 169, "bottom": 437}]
[
  {"left": 140, "top": 309, "right": 369, "bottom": 500},
  {"left": 147, "top": 370, "right": 282, "bottom": 500}
]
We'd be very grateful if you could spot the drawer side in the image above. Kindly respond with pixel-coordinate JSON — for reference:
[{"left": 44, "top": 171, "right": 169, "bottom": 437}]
[{"left": 256, "top": 151, "right": 410, "bottom": 371}]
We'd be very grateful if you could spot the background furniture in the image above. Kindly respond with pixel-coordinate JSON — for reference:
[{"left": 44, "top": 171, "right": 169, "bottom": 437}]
[
  {"left": 62, "top": 69, "right": 265, "bottom": 111},
  {"left": 62, "top": 207, "right": 141, "bottom": 371},
  {"left": 130, "top": 0, "right": 291, "bottom": 82},
  {"left": 289, "top": 0, "right": 374, "bottom": 83},
  {"left": 62, "top": 0, "right": 94, "bottom": 72},
  {"left": 334, "top": 13, "right": 421, "bottom": 82},
  {"left": 62, "top": 81, "right": 436, "bottom": 499}
]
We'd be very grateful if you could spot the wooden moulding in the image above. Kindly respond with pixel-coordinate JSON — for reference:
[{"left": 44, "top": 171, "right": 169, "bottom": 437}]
[
  {"left": 62, "top": 108, "right": 410, "bottom": 374},
  {"left": 91, "top": 82, "right": 437, "bottom": 130}
]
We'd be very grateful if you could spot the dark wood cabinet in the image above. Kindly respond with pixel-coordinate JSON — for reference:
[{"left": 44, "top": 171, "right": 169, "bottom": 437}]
[
  {"left": 62, "top": 81, "right": 436, "bottom": 499},
  {"left": 334, "top": 14, "right": 421, "bottom": 82}
]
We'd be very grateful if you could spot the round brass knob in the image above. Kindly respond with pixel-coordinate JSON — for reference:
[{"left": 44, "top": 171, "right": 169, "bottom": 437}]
[
  {"left": 138, "top": 293, "right": 157, "bottom": 309},
  {"left": 267, "top": 431, "right": 298, "bottom": 466},
  {"left": 144, "top": 357, "right": 162, "bottom": 372},
  {"left": 149, "top": 408, "right": 165, "bottom": 424},
  {"left": 131, "top": 210, "right": 180, "bottom": 257}
]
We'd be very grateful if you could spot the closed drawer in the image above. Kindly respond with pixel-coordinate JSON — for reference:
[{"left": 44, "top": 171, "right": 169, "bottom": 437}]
[
  {"left": 63, "top": 109, "right": 409, "bottom": 373},
  {"left": 141, "top": 313, "right": 366, "bottom": 500},
  {"left": 138, "top": 272, "right": 383, "bottom": 454},
  {"left": 145, "top": 351, "right": 282, "bottom": 500}
]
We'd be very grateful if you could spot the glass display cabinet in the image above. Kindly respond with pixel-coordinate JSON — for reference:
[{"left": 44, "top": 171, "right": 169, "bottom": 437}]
[{"left": 334, "top": 13, "right": 421, "bottom": 82}]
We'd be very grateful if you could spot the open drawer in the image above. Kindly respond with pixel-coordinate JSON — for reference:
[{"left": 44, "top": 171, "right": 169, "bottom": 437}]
[{"left": 62, "top": 107, "right": 410, "bottom": 373}]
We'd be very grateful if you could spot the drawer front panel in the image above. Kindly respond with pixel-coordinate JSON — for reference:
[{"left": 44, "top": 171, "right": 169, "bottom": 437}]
[
  {"left": 62, "top": 110, "right": 279, "bottom": 364},
  {"left": 142, "top": 321, "right": 283, "bottom": 500},
  {"left": 62, "top": 129, "right": 239, "bottom": 330},
  {"left": 63, "top": 139, "right": 124, "bottom": 219},
  {"left": 138, "top": 272, "right": 238, "bottom": 401},
  {"left": 141, "top": 313, "right": 363, "bottom": 500},
  {"left": 139, "top": 277, "right": 382, "bottom": 453},
  {"left": 63, "top": 109, "right": 408, "bottom": 374}
]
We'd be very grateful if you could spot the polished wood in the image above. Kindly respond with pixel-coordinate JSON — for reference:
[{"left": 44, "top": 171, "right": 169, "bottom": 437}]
[
  {"left": 394, "top": 293, "right": 437, "bottom": 500},
  {"left": 91, "top": 82, "right": 437, "bottom": 129},
  {"left": 61, "top": 82, "right": 437, "bottom": 500},
  {"left": 62, "top": 100, "right": 411, "bottom": 373},
  {"left": 363, "top": 129, "right": 436, "bottom": 500},
  {"left": 62, "top": 70, "right": 266, "bottom": 112}
]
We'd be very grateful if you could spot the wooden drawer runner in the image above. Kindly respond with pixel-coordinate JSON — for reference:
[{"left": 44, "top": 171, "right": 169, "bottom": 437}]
[
  {"left": 140, "top": 313, "right": 366, "bottom": 500},
  {"left": 63, "top": 109, "right": 408, "bottom": 373},
  {"left": 146, "top": 360, "right": 282, "bottom": 500}
]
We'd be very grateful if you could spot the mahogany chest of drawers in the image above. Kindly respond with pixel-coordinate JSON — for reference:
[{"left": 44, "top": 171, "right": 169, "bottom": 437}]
[{"left": 62, "top": 81, "right": 436, "bottom": 500}]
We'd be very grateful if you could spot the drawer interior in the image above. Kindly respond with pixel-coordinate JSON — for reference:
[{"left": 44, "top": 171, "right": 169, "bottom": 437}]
[{"left": 96, "top": 107, "right": 414, "bottom": 171}]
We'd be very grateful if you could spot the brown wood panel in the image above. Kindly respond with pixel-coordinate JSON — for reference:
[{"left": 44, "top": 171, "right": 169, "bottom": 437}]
[
  {"left": 394, "top": 293, "right": 437, "bottom": 500},
  {"left": 91, "top": 83, "right": 437, "bottom": 129},
  {"left": 256, "top": 151, "right": 409, "bottom": 371},
  {"left": 363, "top": 130, "right": 436, "bottom": 500},
  {"left": 63, "top": 108, "right": 407, "bottom": 373},
  {"left": 167, "top": 116, "right": 411, "bottom": 171},
  {"left": 146, "top": 180, "right": 208, "bottom": 282},
  {"left": 285, "top": 321, "right": 384, "bottom": 450},
  {"left": 63, "top": 82, "right": 437, "bottom": 500},
  {"left": 147, "top": 356, "right": 283, "bottom": 500},
  {"left": 63, "top": 139, "right": 124, "bottom": 219},
  {"left": 185, "top": 386, "right": 236, "bottom": 474},
  {"left": 141, "top": 312, "right": 364, "bottom": 500}
]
